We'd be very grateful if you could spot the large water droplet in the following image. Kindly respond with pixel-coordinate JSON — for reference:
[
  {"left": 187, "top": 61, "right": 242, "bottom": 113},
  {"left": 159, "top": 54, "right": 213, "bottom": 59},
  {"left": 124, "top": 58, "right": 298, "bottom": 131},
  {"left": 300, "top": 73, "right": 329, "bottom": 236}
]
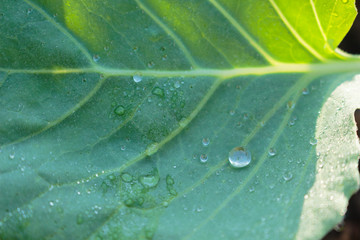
[
  {"left": 133, "top": 74, "right": 142, "bottom": 83},
  {"left": 202, "top": 138, "right": 210, "bottom": 147},
  {"left": 114, "top": 105, "right": 125, "bottom": 116},
  {"left": 228, "top": 147, "right": 251, "bottom": 168},
  {"left": 200, "top": 154, "right": 208, "bottom": 163}
]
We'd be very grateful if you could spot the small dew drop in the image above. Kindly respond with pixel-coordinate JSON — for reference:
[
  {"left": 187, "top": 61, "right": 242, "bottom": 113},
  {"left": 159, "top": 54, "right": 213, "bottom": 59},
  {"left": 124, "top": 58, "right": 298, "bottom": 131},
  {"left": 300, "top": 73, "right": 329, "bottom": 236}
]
[
  {"left": 133, "top": 74, "right": 142, "bottom": 83},
  {"left": 268, "top": 148, "right": 277, "bottom": 157},
  {"left": 202, "top": 138, "right": 210, "bottom": 147},
  {"left": 162, "top": 54, "right": 168, "bottom": 61},
  {"left": 147, "top": 61, "right": 155, "bottom": 68},
  {"left": 120, "top": 145, "right": 126, "bottom": 151},
  {"left": 9, "top": 153, "right": 15, "bottom": 160},
  {"left": 229, "top": 110, "right": 235, "bottom": 116},
  {"left": 302, "top": 88, "right": 309, "bottom": 95},
  {"left": 174, "top": 81, "right": 181, "bottom": 89},
  {"left": 249, "top": 186, "right": 255, "bottom": 193},
  {"left": 287, "top": 101, "right": 295, "bottom": 110},
  {"left": 114, "top": 105, "right": 125, "bottom": 116},
  {"left": 104, "top": 46, "right": 109, "bottom": 51},
  {"left": 146, "top": 142, "right": 159, "bottom": 156},
  {"left": 49, "top": 201, "right": 54, "bottom": 207},
  {"left": 342, "top": 0, "right": 349, "bottom": 3},
  {"left": 121, "top": 173, "right": 133, "bottom": 182},
  {"left": 152, "top": 87, "right": 164, "bottom": 98},
  {"left": 283, "top": 172, "right": 293, "bottom": 182},
  {"left": 162, "top": 201, "right": 169, "bottom": 207},
  {"left": 228, "top": 147, "right": 251, "bottom": 168},
  {"left": 200, "top": 154, "right": 208, "bottom": 163},
  {"left": 166, "top": 175, "right": 175, "bottom": 185},
  {"left": 92, "top": 54, "right": 100, "bottom": 62},
  {"left": 139, "top": 171, "right": 160, "bottom": 188},
  {"left": 310, "top": 138, "right": 318, "bottom": 146}
]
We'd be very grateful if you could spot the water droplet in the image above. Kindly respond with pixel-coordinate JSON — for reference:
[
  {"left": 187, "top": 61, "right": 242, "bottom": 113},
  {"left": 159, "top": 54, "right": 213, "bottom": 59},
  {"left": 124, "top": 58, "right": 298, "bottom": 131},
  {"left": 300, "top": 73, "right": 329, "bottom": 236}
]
[
  {"left": 287, "top": 101, "right": 295, "bottom": 110},
  {"left": 121, "top": 145, "right": 126, "bottom": 151},
  {"left": 310, "top": 138, "right": 318, "bottom": 145},
  {"left": 139, "top": 170, "right": 160, "bottom": 188},
  {"left": 104, "top": 46, "right": 109, "bottom": 51},
  {"left": 162, "top": 54, "right": 168, "bottom": 61},
  {"left": 49, "top": 201, "right": 54, "bottom": 207},
  {"left": 152, "top": 87, "right": 164, "bottom": 98},
  {"left": 249, "top": 186, "right": 255, "bottom": 193},
  {"left": 9, "top": 153, "right": 15, "bottom": 159},
  {"left": 92, "top": 54, "right": 100, "bottom": 62},
  {"left": 147, "top": 61, "right": 155, "bottom": 68},
  {"left": 146, "top": 142, "right": 159, "bottom": 156},
  {"left": 162, "top": 201, "right": 169, "bottom": 207},
  {"left": 26, "top": 9, "right": 33, "bottom": 15},
  {"left": 200, "top": 154, "right": 208, "bottom": 163},
  {"left": 302, "top": 88, "right": 309, "bottom": 95},
  {"left": 342, "top": 0, "right": 349, "bottom": 3},
  {"left": 121, "top": 173, "right": 133, "bottom": 182},
  {"left": 268, "top": 148, "right": 277, "bottom": 157},
  {"left": 202, "top": 138, "right": 210, "bottom": 147},
  {"left": 283, "top": 172, "right": 293, "bottom": 181},
  {"left": 107, "top": 174, "right": 115, "bottom": 181},
  {"left": 133, "top": 74, "right": 142, "bottom": 83},
  {"left": 228, "top": 147, "right": 251, "bottom": 168},
  {"left": 174, "top": 81, "right": 181, "bottom": 88},
  {"left": 166, "top": 175, "right": 175, "bottom": 185},
  {"left": 114, "top": 105, "right": 125, "bottom": 116},
  {"left": 229, "top": 110, "right": 235, "bottom": 116}
]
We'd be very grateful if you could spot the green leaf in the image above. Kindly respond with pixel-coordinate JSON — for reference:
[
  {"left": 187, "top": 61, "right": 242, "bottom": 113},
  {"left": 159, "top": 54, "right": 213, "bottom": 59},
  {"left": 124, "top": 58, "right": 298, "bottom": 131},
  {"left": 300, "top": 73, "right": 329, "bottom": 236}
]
[{"left": 0, "top": 0, "right": 359, "bottom": 239}]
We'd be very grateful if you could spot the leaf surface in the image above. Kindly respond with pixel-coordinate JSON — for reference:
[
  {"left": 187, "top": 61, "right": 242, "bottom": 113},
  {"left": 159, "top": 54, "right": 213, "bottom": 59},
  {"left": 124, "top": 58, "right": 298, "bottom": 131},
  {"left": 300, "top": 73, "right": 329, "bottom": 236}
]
[{"left": 0, "top": 0, "right": 359, "bottom": 239}]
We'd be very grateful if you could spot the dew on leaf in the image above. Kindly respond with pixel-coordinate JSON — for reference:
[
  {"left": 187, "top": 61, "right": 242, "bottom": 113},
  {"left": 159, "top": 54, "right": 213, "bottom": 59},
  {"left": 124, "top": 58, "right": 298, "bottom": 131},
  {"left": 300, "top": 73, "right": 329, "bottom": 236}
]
[
  {"left": 229, "top": 110, "right": 235, "bottom": 116},
  {"left": 166, "top": 175, "right": 175, "bottom": 185},
  {"left": 310, "top": 138, "right": 318, "bottom": 145},
  {"left": 114, "top": 105, "right": 125, "bottom": 116},
  {"left": 342, "top": 0, "right": 349, "bottom": 3},
  {"left": 107, "top": 174, "right": 115, "bottom": 181},
  {"left": 49, "top": 201, "right": 54, "bottom": 207},
  {"left": 283, "top": 172, "right": 293, "bottom": 181},
  {"left": 162, "top": 54, "right": 168, "bottom": 61},
  {"left": 139, "top": 170, "right": 160, "bottom": 188},
  {"left": 302, "top": 88, "right": 309, "bottom": 95},
  {"left": 174, "top": 81, "right": 181, "bottom": 88},
  {"left": 152, "top": 87, "right": 164, "bottom": 98},
  {"left": 287, "top": 101, "right": 295, "bottom": 110},
  {"left": 146, "top": 142, "right": 159, "bottom": 156},
  {"left": 133, "top": 74, "right": 142, "bottom": 83},
  {"left": 268, "top": 148, "right": 277, "bottom": 157},
  {"left": 120, "top": 145, "right": 126, "bottom": 151},
  {"left": 92, "top": 54, "right": 100, "bottom": 62},
  {"left": 9, "top": 153, "right": 15, "bottom": 159},
  {"left": 162, "top": 201, "right": 169, "bottom": 207},
  {"left": 228, "top": 147, "right": 251, "bottom": 168},
  {"left": 121, "top": 173, "right": 133, "bottom": 182},
  {"left": 202, "top": 138, "right": 210, "bottom": 147},
  {"left": 147, "top": 61, "right": 155, "bottom": 68},
  {"left": 200, "top": 154, "right": 208, "bottom": 163},
  {"left": 249, "top": 186, "right": 255, "bottom": 193}
]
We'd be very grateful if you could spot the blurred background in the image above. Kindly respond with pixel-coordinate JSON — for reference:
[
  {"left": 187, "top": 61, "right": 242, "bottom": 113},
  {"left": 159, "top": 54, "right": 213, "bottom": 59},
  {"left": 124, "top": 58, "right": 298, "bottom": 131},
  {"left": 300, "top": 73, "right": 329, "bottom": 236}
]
[{"left": 338, "top": 1, "right": 360, "bottom": 53}]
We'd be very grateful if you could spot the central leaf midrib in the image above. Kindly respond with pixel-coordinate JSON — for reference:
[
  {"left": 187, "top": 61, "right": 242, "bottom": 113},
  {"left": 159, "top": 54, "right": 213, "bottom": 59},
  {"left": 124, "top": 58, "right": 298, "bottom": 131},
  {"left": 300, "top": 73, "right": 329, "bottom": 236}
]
[{"left": 2, "top": 60, "right": 360, "bottom": 77}]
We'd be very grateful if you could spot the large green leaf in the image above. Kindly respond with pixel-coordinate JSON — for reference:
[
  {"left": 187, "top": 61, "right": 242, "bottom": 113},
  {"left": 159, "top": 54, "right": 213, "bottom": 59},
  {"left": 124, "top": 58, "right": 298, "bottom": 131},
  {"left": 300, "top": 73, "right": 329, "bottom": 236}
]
[{"left": 0, "top": 0, "right": 359, "bottom": 239}]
